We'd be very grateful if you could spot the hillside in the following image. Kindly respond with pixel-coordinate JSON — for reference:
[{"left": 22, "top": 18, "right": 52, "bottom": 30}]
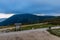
[
  {"left": 0, "top": 18, "right": 7, "bottom": 22},
  {"left": 0, "top": 14, "right": 56, "bottom": 26},
  {"left": 47, "top": 16, "right": 60, "bottom": 25}
]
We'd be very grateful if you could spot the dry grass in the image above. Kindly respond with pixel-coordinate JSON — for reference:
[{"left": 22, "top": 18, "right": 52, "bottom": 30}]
[{"left": 0, "top": 30, "right": 60, "bottom": 40}]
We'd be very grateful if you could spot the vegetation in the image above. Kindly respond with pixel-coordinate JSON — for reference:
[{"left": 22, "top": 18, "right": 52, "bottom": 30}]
[
  {"left": 21, "top": 24, "right": 54, "bottom": 30},
  {"left": 0, "top": 25, "right": 14, "bottom": 29},
  {"left": 48, "top": 28, "right": 60, "bottom": 37},
  {"left": 7, "top": 24, "right": 56, "bottom": 32},
  {"left": 0, "top": 23, "right": 59, "bottom": 32}
]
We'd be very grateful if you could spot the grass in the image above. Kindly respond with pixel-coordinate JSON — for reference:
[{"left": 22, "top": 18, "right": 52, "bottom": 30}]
[
  {"left": 48, "top": 28, "right": 60, "bottom": 37},
  {"left": 21, "top": 24, "right": 53, "bottom": 30},
  {"left": 0, "top": 26, "right": 14, "bottom": 29},
  {"left": 0, "top": 23, "right": 57, "bottom": 32},
  {"left": 11, "top": 24, "right": 55, "bottom": 31}
]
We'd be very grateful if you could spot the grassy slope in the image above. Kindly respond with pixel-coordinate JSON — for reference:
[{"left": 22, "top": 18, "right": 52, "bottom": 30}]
[{"left": 48, "top": 28, "right": 60, "bottom": 37}]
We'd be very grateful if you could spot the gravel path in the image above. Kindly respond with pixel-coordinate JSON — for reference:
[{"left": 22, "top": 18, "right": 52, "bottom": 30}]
[{"left": 0, "top": 29, "right": 60, "bottom": 40}]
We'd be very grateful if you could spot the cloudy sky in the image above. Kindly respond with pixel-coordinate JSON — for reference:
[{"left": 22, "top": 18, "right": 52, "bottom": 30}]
[
  {"left": 0, "top": 0, "right": 60, "bottom": 18},
  {"left": 0, "top": 0, "right": 60, "bottom": 13}
]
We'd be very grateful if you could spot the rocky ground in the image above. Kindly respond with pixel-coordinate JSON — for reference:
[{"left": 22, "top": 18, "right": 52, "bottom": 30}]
[{"left": 0, "top": 29, "right": 60, "bottom": 40}]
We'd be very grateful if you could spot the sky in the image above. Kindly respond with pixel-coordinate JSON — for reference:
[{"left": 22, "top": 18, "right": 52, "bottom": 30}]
[
  {"left": 0, "top": 0, "right": 60, "bottom": 13},
  {"left": 0, "top": 0, "right": 60, "bottom": 18}
]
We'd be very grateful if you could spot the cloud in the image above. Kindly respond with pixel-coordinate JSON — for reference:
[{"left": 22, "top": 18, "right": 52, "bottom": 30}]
[
  {"left": 0, "top": 13, "right": 14, "bottom": 18},
  {"left": 34, "top": 14, "right": 46, "bottom": 16},
  {"left": 34, "top": 13, "right": 60, "bottom": 16}
]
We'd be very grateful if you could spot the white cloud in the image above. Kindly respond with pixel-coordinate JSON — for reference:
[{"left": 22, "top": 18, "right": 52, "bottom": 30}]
[
  {"left": 34, "top": 13, "right": 60, "bottom": 16},
  {"left": 34, "top": 14, "right": 46, "bottom": 16},
  {"left": 0, "top": 13, "right": 14, "bottom": 18}
]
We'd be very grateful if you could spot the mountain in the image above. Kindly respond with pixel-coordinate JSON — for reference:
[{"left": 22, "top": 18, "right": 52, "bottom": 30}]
[
  {"left": 0, "top": 18, "right": 7, "bottom": 22},
  {"left": 47, "top": 16, "right": 60, "bottom": 25},
  {"left": 0, "top": 14, "right": 56, "bottom": 26}
]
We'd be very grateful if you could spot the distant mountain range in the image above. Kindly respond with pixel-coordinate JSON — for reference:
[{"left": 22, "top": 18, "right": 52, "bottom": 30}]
[{"left": 0, "top": 14, "right": 58, "bottom": 26}]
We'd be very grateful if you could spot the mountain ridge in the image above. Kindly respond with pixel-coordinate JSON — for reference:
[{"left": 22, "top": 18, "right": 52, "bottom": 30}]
[{"left": 0, "top": 14, "right": 57, "bottom": 26}]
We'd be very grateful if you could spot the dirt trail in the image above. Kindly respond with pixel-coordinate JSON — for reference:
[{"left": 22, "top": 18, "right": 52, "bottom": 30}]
[{"left": 0, "top": 30, "right": 60, "bottom": 40}]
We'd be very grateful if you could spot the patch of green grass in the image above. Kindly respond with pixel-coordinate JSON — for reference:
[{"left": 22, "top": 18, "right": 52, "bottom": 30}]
[
  {"left": 0, "top": 24, "right": 56, "bottom": 32},
  {"left": 20, "top": 24, "right": 55, "bottom": 31},
  {"left": 0, "top": 26, "right": 14, "bottom": 29},
  {"left": 48, "top": 29, "right": 60, "bottom": 37},
  {"left": 8, "top": 24, "right": 55, "bottom": 31}
]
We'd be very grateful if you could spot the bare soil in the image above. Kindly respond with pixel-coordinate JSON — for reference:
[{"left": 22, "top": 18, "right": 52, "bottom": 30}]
[{"left": 0, "top": 30, "right": 60, "bottom": 40}]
